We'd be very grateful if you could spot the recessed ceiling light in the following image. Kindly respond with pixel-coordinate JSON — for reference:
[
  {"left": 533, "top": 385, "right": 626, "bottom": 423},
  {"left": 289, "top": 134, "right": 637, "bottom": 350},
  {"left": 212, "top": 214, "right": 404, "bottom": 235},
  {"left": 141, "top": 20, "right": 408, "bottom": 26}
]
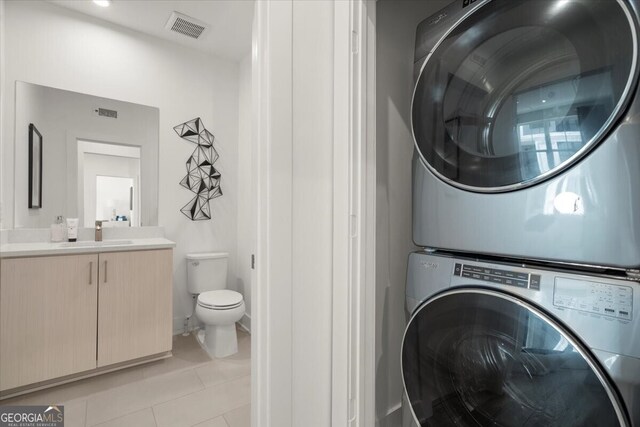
[{"left": 93, "top": 0, "right": 111, "bottom": 7}]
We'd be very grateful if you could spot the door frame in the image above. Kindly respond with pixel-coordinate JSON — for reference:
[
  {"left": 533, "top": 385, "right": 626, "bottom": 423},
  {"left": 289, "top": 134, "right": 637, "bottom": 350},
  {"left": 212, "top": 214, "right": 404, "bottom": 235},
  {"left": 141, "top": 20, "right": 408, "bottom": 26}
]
[
  {"left": 252, "top": 0, "right": 294, "bottom": 425},
  {"left": 252, "top": 0, "right": 376, "bottom": 425},
  {"left": 331, "top": 1, "right": 377, "bottom": 426}
]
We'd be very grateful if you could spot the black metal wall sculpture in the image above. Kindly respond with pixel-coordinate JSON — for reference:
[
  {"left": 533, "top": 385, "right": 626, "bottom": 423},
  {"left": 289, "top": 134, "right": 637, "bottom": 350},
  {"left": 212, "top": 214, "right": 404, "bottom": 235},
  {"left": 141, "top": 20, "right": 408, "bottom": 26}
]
[{"left": 173, "top": 117, "right": 222, "bottom": 220}]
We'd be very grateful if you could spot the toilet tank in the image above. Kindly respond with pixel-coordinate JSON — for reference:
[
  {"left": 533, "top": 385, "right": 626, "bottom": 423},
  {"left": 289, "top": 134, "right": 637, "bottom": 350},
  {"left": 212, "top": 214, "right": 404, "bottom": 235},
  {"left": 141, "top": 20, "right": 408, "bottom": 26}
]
[{"left": 186, "top": 252, "right": 229, "bottom": 294}]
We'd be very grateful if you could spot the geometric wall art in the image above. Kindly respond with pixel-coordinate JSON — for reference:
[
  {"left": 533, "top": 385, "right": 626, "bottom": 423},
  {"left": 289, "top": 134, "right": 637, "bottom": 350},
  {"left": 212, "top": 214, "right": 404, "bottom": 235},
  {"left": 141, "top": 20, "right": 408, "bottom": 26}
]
[{"left": 173, "top": 117, "right": 222, "bottom": 221}]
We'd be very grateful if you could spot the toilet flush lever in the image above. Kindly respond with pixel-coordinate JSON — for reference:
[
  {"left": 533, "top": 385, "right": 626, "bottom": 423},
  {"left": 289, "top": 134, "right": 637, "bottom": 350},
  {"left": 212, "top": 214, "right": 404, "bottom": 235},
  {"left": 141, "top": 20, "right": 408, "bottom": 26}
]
[{"left": 192, "top": 261, "right": 199, "bottom": 267}]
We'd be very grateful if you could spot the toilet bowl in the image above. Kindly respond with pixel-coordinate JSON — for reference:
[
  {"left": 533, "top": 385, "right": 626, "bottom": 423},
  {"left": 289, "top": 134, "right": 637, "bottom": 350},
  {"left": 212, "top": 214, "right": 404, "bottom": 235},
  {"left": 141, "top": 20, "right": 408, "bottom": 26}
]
[
  {"left": 195, "top": 290, "right": 245, "bottom": 358},
  {"left": 186, "top": 252, "right": 245, "bottom": 358}
]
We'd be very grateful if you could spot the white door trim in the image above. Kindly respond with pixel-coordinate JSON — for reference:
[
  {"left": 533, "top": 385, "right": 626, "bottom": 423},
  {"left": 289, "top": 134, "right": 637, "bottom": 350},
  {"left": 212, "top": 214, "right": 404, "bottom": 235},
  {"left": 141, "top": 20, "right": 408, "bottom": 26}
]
[
  {"left": 331, "top": 0, "right": 351, "bottom": 424},
  {"left": 252, "top": 1, "right": 294, "bottom": 425},
  {"left": 362, "top": 2, "right": 378, "bottom": 425},
  {"left": 253, "top": 1, "right": 377, "bottom": 425},
  {"left": 332, "top": 1, "right": 377, "bottom": 426}
]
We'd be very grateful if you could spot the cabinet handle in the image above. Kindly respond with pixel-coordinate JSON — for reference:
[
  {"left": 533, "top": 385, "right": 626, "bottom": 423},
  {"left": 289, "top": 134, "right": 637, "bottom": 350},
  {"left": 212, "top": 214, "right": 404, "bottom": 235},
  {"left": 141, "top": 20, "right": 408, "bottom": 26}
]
[
  {"left": 89, "top": 261, "right": 93, "bottom": 285},
  {"left": 104, "top": 260, "right": 108, "bottom": 283}
]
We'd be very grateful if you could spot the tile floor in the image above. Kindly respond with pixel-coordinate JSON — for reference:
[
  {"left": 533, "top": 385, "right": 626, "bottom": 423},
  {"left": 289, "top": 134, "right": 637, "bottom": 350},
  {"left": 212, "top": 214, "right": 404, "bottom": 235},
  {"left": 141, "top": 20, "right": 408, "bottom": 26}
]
[{"left": 1, "top": 328, "right": 251, "bottom": 427}]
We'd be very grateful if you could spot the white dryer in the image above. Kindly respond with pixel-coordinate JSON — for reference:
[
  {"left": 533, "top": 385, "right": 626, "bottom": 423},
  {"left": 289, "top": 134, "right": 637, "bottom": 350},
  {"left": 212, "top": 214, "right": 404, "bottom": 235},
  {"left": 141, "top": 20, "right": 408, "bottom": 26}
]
[
  {"left": 402, "top": 252, "right": 640, "bottom": 426},
  {"left": 411, "top": 0, "right": 640, "bottom": 270}
]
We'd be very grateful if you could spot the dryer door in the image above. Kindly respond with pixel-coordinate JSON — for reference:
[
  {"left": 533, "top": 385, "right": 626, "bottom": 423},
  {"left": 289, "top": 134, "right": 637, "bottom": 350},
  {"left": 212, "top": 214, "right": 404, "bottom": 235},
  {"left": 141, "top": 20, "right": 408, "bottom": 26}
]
[
  {"left": 401, "top": 288, "right": 629, "bottom": 426},
  {"left": 411, "top": 0, "right": 637, "bottom": 192}
]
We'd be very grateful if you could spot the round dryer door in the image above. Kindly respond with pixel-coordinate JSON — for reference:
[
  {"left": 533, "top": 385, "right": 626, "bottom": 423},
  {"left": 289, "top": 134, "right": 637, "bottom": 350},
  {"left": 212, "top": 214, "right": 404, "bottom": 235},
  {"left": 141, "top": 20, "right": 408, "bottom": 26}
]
[
  {"left": 401, "top": 289, "right": 629, "bottom": 426},
  {"left": 412, "top": 0, "right": 638, "bottom": 192}
]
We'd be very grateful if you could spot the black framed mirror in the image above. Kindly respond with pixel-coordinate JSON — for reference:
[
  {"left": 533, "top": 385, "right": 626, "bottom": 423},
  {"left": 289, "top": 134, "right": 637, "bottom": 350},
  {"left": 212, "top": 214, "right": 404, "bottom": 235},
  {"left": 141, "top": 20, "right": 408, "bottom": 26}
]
[{"left": 28, "top": 123, "right": 42, "bottom": 209}]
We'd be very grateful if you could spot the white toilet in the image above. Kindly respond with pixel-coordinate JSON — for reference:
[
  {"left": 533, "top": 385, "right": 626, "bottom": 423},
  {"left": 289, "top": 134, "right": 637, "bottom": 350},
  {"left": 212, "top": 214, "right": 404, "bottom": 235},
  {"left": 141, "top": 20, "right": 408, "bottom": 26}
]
[{"left": 186, "top": 252, "right": 245, "bottom": 358}]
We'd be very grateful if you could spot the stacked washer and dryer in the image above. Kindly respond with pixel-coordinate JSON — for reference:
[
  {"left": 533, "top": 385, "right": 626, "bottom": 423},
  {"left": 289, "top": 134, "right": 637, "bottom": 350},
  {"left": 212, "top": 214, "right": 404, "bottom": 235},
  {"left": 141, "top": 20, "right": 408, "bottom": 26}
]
[{"left": 401, "top": 0, "right": 640, "bottom": 426}]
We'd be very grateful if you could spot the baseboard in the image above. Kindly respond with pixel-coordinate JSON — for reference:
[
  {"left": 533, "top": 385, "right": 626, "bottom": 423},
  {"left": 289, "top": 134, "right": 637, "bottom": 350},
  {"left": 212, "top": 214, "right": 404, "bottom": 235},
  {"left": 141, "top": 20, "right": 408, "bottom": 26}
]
[
  {"left": 1, "top": 351, "right": 171, "bottom": 400},
  {"left": 239, "top": 313, "right": 251, "bottom": 333},
  {"left": 173, "top": 316, "right": 186, "bottom": 335},
  {"left": 173, "top": 315, "right": 199, "bottom": 335}
]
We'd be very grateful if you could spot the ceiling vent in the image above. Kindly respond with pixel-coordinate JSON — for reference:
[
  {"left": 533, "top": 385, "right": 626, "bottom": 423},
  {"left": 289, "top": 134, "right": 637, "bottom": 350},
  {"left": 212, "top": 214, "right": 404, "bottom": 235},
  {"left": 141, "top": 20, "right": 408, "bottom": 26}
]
[{"left": 165, "top": 11, "right": 209, "bottom": 40}]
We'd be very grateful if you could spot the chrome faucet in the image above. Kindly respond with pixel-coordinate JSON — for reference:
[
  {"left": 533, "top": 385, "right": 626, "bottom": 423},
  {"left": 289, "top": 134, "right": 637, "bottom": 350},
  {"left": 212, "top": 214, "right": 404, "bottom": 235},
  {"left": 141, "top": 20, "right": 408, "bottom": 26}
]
[{"left": 95, "top": 220, "right": 103, "bottom": 242}]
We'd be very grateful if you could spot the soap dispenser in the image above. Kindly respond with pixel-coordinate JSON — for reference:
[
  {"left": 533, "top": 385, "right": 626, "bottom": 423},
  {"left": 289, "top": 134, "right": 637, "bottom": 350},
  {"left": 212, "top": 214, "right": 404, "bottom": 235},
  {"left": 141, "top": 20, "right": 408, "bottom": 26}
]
[{"left": 50, "top": 216, "right": 65, "bottom": 242}]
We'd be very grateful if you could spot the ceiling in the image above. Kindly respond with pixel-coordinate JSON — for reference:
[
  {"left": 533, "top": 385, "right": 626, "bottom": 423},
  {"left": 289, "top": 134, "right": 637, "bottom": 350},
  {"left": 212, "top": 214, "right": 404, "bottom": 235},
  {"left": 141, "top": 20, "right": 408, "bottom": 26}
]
[{"left": 50, "top": 0, "right": 254, "bottom": 62}]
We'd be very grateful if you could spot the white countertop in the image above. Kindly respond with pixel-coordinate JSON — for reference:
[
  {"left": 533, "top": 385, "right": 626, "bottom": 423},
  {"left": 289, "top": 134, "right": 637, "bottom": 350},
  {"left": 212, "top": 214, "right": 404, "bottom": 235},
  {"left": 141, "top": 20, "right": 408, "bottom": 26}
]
[{"left": 0, "top": 238, "right": 176, "bottom": 258}]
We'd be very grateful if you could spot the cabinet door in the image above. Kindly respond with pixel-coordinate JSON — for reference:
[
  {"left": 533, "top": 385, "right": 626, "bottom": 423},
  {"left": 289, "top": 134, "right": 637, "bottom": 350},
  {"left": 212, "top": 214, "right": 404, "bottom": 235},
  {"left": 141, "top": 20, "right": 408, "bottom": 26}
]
[
  {"left": 97, "top": 249, "right": 172, "bottom": 367},
  {"left": 0, "top": 254, "right": 98, "bottom": 391}
]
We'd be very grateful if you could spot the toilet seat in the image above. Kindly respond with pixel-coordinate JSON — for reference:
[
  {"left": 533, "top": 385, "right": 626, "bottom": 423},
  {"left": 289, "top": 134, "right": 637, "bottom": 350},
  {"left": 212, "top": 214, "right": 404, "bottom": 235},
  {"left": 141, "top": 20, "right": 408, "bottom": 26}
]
[{"left": 197, "top": 290, "right": 243, "bottom": 310}]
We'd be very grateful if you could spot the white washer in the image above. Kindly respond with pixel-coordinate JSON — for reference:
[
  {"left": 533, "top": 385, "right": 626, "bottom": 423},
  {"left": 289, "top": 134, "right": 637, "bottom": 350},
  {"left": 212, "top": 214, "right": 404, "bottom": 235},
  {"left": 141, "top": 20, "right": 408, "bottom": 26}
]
[
  {"left": 411, "top": 0, "right": 640, "bottom": 270},
  {"left": 402, "top": 252, "right": 640, "bottom": 426}
]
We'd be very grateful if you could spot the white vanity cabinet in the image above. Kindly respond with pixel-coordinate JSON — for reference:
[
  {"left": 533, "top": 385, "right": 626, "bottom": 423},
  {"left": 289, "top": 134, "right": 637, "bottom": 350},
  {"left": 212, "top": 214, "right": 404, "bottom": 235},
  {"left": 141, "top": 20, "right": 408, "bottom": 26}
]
[{"left": 0, "top": 247, "right": 173, "bottom": 394}]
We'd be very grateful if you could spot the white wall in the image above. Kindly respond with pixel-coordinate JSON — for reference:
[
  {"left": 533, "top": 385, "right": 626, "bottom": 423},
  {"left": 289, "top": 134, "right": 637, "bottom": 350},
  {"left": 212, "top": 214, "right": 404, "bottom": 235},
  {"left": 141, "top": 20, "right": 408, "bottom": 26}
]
[
  {"left": 236, "top": 54, "right": 253, "bottom": 329},
  {"left": 375, "top": 1, "right": 451, "bottom": 425},
  {"left": 1, "top": 0, "right": 242, "bottom": 333}
]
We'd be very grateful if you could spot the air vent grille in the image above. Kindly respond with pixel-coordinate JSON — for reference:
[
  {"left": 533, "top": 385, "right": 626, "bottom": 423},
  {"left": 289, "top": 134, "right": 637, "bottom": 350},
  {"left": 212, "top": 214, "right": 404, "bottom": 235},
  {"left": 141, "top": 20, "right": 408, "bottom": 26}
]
[
  {"left": 96, "top": 108, "right": 117, "bottom": 119},
  {"left": 165, "top": 12, "right": 209, "bottom": 40},
  {"left": 171, "top": 17, "right": 205, "bottom": 39}
]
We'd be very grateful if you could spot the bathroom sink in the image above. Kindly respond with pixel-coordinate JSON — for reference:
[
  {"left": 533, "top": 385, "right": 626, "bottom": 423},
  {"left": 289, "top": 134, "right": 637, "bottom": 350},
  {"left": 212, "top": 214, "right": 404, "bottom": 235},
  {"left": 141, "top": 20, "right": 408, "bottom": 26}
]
[{"left": 58, "top": 240, "right": 134, "bottom": 247}]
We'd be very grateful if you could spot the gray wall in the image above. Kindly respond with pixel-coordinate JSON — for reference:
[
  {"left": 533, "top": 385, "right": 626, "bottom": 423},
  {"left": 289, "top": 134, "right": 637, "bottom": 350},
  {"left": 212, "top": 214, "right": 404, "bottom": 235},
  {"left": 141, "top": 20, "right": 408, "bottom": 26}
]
[{"left": 375, "top": 1, "right": 452, "bottom": 425}]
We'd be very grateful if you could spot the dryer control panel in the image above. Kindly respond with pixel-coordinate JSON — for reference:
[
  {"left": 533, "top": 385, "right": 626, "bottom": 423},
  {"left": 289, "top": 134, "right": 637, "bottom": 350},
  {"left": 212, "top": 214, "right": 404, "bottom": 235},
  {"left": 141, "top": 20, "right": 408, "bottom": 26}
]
[
  {"left": 554, "top": 277, "right": 633, "bottom": 321},
  {"left": 454, "top": 262, "right": 541, "bottom": 290}
]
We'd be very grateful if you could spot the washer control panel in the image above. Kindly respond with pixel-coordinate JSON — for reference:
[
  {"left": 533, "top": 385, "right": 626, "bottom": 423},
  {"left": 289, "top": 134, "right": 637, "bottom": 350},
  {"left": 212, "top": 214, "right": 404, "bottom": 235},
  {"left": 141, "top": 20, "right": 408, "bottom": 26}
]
[
  {"left": 454, "top": 262, "right": 541, "bottom": 291},
  {"left": 554, "top": 277, "right": 633, "bottom": 320}
]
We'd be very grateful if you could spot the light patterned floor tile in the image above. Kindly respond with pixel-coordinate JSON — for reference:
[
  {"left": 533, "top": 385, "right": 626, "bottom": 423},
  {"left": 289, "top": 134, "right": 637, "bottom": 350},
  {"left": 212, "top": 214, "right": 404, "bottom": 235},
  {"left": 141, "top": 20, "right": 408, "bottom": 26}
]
[
  {"left": 86, "top": 369, "right": 203, "bottom": 426},
  {"left": 223, "top": 404, "right": 250, "bottom": 427},
  {"left": 194, "top": 359, "right": 250, "bottom": 388},
  {"left": 94, "top": 408, "right": 156, "bottom": 427},
  {"left": 2, "top": 332, "right": 251, "bottom": 427},
  {"left": 62, "top": 399, "right": 88, "bottom": 427},
  {"left": 192, "top": 416, "right": 229, "bottom": 427},
  {"left": 152, "top": 375, "right": 250, "bottom": 427},
  {"left": 142, "top": 335, "right": 213, "bottom": 379}
]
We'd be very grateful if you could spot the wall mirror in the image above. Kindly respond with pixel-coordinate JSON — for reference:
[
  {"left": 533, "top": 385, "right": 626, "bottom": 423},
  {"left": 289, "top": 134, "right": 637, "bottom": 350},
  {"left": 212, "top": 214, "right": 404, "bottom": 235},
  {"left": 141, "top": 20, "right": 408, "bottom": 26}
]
[{"left": 14, "top": 81, "right": 159, "bottom": 228}]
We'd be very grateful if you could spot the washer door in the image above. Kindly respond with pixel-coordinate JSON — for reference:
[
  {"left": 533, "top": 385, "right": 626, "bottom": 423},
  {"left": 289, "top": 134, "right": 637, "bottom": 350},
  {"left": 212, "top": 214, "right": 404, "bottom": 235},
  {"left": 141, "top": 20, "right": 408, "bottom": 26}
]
[
  {"left": 401, "top": 289, "right": 629, "bottom": 426},
  {"left": 412, "top": 0, "right": 637, "bottom": 192}
]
